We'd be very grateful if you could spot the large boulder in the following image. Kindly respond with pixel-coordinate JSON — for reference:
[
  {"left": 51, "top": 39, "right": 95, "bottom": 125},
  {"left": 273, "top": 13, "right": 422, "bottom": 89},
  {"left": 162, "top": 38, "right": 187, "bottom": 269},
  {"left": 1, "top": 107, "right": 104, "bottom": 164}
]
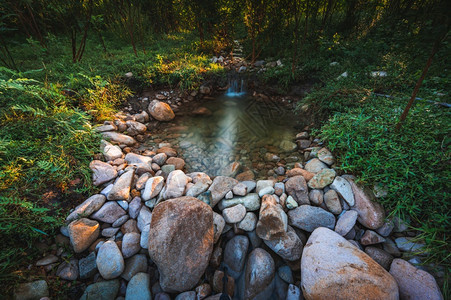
[
  {"left": 301, "top": 227, "right": 399, "bottom": 299},
  {"left": 148, "top": 100, "right": 175, "bottom": 121},
  {"left": 148, "top": 197, "right": 214, "bottom": 292}
]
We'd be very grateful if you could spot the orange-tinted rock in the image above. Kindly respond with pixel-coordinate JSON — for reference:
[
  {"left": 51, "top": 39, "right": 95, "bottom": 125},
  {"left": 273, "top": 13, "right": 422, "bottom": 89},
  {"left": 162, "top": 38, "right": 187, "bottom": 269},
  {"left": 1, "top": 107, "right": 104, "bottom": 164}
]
[
  {"left": 68, "top": 218, "right": 100, "bottom": 253},
  {"left": 148, "top": 100, "right": 175, "bottom": 121}
]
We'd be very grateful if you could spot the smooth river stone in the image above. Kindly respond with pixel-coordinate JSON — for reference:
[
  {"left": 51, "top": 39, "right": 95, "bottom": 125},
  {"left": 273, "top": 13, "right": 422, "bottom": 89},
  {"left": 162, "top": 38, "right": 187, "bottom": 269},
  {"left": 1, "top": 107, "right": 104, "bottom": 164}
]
[
  {"left": 66, "top": 194, "right": 106, "bottom": 223},
  {"left": 330, "top": 176, "right": 355, "bottom": 206},
  {"left": 102, "top": 131, "right": 136, "bottom": 146},
  {"left": 90, "top": 160, "right": 118, "bottom": 186},
  {"left": 208, "top": 176, "right": 238, "bottom": 207},
  {"left": 107, "top": 169, "right": 134, "bottom": 200},
  {"left": 68, "top": 218, "right": 100, "bottom": 253},
  {"left": 288, "top": 205, "right": 335, "bottom": 232},
  {"left": 91, "top": 201, "right": 126, "bottom": 224},
  {"left": 218, "top": 193, "right": 260, "bottom": 211},
  {"left": 141, "top": 176, "right": 164, "bottom": 200},
  {"left": 96, "top": 240, "right": 125, "bottom": 280}
]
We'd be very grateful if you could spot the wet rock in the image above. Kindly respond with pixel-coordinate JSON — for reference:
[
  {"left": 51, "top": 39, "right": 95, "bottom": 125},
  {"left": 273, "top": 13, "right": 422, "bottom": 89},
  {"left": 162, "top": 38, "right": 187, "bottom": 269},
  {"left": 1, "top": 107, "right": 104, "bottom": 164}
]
[
  {"left": 244, "top": 248, "right": 275, "bottom": 299},
  {"left": 148, "top": 100, "right": 175, "bottom": 121},
  {"left": 213, "top": 212, "right": 225, "bottom": 243},
  {"left": 317, "top": 148, "right": 335, "bottom": 165},
  {"left": 330, "top": 176, "right": 355, "bottom": 206},
  {"left": 307, "top": 168, "right": 336, "bottom": 189},
  {"left": 107, "top": 170, "right": 135, "bottom": 201},
  {"left": 56, "top": 258, "right": 79, "bottom": 280},
  {"left": 90, "top": 160, "right": 118, "bottom": 186},
  {"left": 80, "top": 280, "right": 120, "bottom": 300},
  {"left": 193, "top": 107, "right": 212, "bottom": 116},
  {"left": 79, "top": 252, "right": 97, "bottom": 279},
  {"left": 335, "top": 210, "right": 358, "bottom": 236},
  {"left": 288, "top": 205, "right": 335, "bottom": 232},
  {"left": 148, "top": 197, "right": 213, "bottom": 292},
  {"left": 237, "top": 212, "right": 257, "bottom": 231},
  {"left": 263, "top": 226, "right": 303, "bottom": 261},
  {"left": 390, "top": 258, "right": 442, "bottom": 300},
  {"left": 220, "top": 161, "right": 241, "bottom": 177},
  {"left": 256, "top": 180, "right": 274, "bottom": 194},
  {"left": 301, "top": 227, "right": 399, "bottom": 300},
  {"left": 91, "top": 201, "right": 126, "bottom": 224},
  {"left": 224, "top": 235, "right": 249, "bottom": 279},
  {"left": 364, "top": 247, "right": 393, "bottom": 270},
  {"left": 158, "top": 146, "right": 177, "bottom": 157},
  {"left": 280, "top": 140, "right": 297, "bottom": 152},
  {"left": 345, "top": 176, "right": 385, "bottom": 229},
  {"left": 126, "top": 273, "right": 152, "bottom": 300},
  {"left": 96, "top": 240, "right": 124, "bottom": 279},
  {"left": 285, "top": 176, "right": 309, "bottom": 205},
  {"left": 102, "top": 132, "right": 137, "bottom": 146},
  {"left": 324, "top": 189, "right": 342, "bottom": 215},
  {"left": 68, "top": 218, "right": 100, "bottom": 253},
  {"left": 161, "top": 170, "right": 189, "bottom": 200},
  {"left": 208, "top": 176, "right": 239, "bottom": 207},
  {"left": 14, "top": 280, "right": 49, "bottom": 300},
  {"left": 222, "top": 204, "right": 246, "bottom": 224},
  {"left": 256, "top": 195, "right": 288, "bottom": 240},
  {"left": 304, "top": 158, "right": 328, "bottom": 173},
  {"left": 360, "top": 230, "right": 386, "bottom": 245},
  {"left": 122, "top": 254, "right": 148, "bottom": 281},
  {"left": 236, "top": 170, "right": 255, "bottom": 181},
  {"left": 66, "top": 194, "right": 106, "bottom": 223},
  {"left": 122, "top": 232, "right": 141, "bottom": 258},
  {"left": 142, "top": 176, "right": 164, "bottom": 200}
]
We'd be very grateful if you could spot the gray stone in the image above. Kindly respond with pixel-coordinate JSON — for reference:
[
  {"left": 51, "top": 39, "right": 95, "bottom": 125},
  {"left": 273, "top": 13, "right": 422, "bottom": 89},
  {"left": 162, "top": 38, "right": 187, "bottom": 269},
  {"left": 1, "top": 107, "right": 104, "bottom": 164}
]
[
  {"left": 208, "top": 176, "right": 238, "bottom": 207},
  {"left": 395, "top": 237, "right": 425, "bottom": 252},
  {"left": 288, "top": 205, "right": 335, "bottom": 232},
  {"left": 241, "top": 181, "right": 256, "bottom": 192},
  {"left": 365, "top": 247, "right": 393, "bottom": 270},
  {"left": 117, "top": 200, "right": 128, "bottom": 211},
  {"left": 140, "top": 224, "right": 150, "bottom": 249},
  {"left": 274, "top": 182, "right": 285, "bottom": 196},
  {"left": 218, "top": 193, "right": 260, "bottom": 211},
  {"left": 222, "top": 204, "right": 246, "bottom": 224},
  {"left": 102, "top": 141, "right": 123, "bottom": 161},
  {"left": 122, "top": 254, "right": 148, "bottom": 281},
  {"left": 67, "top": 194, "right": 106, "bottom": 223},
  {"left": 258, "top": 186, "right": 275, "bottom": 197},
  {"left": 128, "top": 197, "right": 142, "bottom": 219},
  {"left": 286, "top": 284, "right": 302, "bottom": 300},
  {"left": 237, "top": 212, "right": 257, "bottom": 231},
  {"left": 301, "top": 228, "right": 399, "bottom": 299},
  {"left": 102, "top": 131, "right": 136, "bottom": 146},
  {"left": 142, "top": 176, "right": 164, "bottom": 200},
  {"left": 376, "top": 220, "right": 394, "bottom": 237},
  {"left": 186, "top": 181, "right": 209, "bottom": 197},
  {"left": 224, "top": 235, "right": 249, "bottom": 279},
  {"left": 14, "top": 280, "right": 49, "bottom": 300},
  {"left": 122, "top": 232, "right": 141, "bottom": 258},
  {"left": 56, "top": 258, "right": 79, "bottom": 280},
  {"left": 330, "top": 176, "right": 355, "bottom": 206},
  {"left": 308, "top": 189, "right": 323, "bottom": 206},
  {"left": 324, "top": 189, "right": 342, "bottom": 214},
  {"left": 304, "top": 158, "right": 328, "bottom": 173},
  {"left": 175, "top": 291, "right": 196, "bottom": 300},
  {"left": 152, "top": 153, "right": 167, "bottom": 166},
  {"left": 161, "top": 170, "right": 189, "bottom": 200},
  {"left": 113, "top": 215, "right": 129, "bottom": 227},
  {"left": 126, "top": 273, "right": 152, "bottom": 300},
  {"left": 96, "top": 240, "right": 125, "bottom": 279},
  {"left": 126, "top": 120, "right": 147, "bottom": 134},
  {"left": 390, "top": 258, "right": 443, "bottom": 300},
  {"left": 90, "top": 160, "right": 118, "bottom": 186},
  {"left": 278, "top": 266, "right": 293, "bottom": 284},
  {"left": 335, "top": 210, "right": 358, "bottom": 236},
  {"left": 244, "top": 248, "right": 275, "bottom": 300},
  {"left": 102, "top": 227, "right": 120, "bottom": 237},
  {"left": 91, "top": 201, "right": 126, "bottom": 224},
  {"left": 80, "top": 280, "right": 120, "bottom": 300},
  {"left": 79, "top": 252, "right": 97, "bottom": 279},
  {"left": 213, "top": 212, "right": 225, "bottom": 243},
  {"left": 232, "top": 182, "right": 248, "bottom": 196},
  {"left": 256, "top": 180, "right": 274, "bottom": 194},
  {"left": 36, "top": 254, "right": 58, "bottom": 266},
  {"left": 137, "top": 206, "right": 152, "bottom": 232},
  {"left": 108, "top": 170, "right": 134, "bottom": 201},
  {"left": 286, "top": 196, "right": 298, "bottom": 210},
  {"left": 285, "top": 176, "right": 309, "bottom": 205},
  {"left": 360, "top": 230, "right": 386, "bottom": 245},
  {"left": 263, "top": 226, "right": 303, "bottom": 261}
]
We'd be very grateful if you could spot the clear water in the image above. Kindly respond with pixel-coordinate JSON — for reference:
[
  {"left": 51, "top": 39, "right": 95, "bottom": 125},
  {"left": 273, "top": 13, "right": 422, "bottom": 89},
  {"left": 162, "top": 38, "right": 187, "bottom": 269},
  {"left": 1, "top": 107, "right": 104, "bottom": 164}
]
[{"left": 145, "top": 90, "right": 303, "bottom": 178}]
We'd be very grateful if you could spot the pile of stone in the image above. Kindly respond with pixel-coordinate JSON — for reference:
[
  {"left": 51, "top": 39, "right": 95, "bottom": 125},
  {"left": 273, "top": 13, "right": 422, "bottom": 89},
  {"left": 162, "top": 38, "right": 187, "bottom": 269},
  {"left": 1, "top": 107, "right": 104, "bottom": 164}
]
[{"left": 15, "top": 106, "right": 444, "bottom": 300}]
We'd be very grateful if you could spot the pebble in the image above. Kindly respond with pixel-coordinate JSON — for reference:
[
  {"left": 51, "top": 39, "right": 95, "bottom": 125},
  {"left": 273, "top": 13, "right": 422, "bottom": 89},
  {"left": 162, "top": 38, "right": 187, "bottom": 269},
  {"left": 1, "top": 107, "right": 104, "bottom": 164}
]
[
  {"left": 232, "top": 182, "right": 248, "bottom": 196},
  {"left": 66, "top": 194, "right": 106, "bottom": 223},
  {"left": 137, "top": 206, "right": 152, "bottom": 232},
  {"left": 364, "top": 247, "right": 394, "bottom": 270},
  {"left": 90, "top": 160, "right": 118, "bottom": 186},
  {"left": 258, "top": 186, "right": 275, "bottom": 197}
]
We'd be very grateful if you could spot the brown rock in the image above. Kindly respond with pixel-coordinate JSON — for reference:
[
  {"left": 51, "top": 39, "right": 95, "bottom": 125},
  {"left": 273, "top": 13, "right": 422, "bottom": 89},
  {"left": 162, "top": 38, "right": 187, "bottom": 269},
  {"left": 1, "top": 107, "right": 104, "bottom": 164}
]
[
  {"left": 148, "top": 100, "right": 175, "bottom": 121},
  {"left": 236, "top": 170, "right": 255, "bottom": 181},
  {"left": 256, "top": 195, "right": 288, "bottom": 240},
  {"left": 157, "top": 147, "right": 177, "bottom": 157},
  {"left": 68, "top": 218, "right": 100, "bottom": 253},
  {"left": 166, "top": 157, "right": 185, "bottom": 170},
  {"left": 285, "top": 175, "right": 309, "bottom": 205},
  {"left": 148, "top": 197, "right": 214, "bottom": 293},
  {"left": 208, "top": 176, "right": 238, "bottom": 207},
  {"left": 286, "top": 168, "right": 314, "bottom": 181},
  {"left": 212, "top": 270, "right": 235, "bottom": 297}
]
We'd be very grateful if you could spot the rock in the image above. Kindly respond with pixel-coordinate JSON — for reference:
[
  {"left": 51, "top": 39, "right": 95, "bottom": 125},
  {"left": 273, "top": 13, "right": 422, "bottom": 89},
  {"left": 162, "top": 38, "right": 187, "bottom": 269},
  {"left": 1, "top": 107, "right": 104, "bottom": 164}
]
[
  {"left": 79, "top": 252, "right": 97, "bottom": 279},
  {"left": 213, "top": 212, "right": 225, "bottom": 243},
  {"left": 232, "top": 182, "right": 248, "bottom": 196},
  {"left": 148, "top": 100, "right": 175, "bottom": 121},
  {"left": 286, "top": 196, "right": 298, "bottom": 209},
  {"left": 91, "top": 201, "right": 126, "bottom": 224},
  {"left": 224, "top": 235, "right": 249, "bottom": 278},
  {"left": 376, "top": 220, "right": 394, "bottom": 237},
  {"left": 186, "top": 181, "right": 209, "bottom": 197},
  {"left": 365, "top": 247, "right": 393, "bottom": 270},
  {"left": 280, "top": 140, "right": 297, "bottom": 152},
  {"left": 308, "top": 189, "right": 323, "bottom": 206},
  {"left": 390, "top": 258, "right": 442, "bottom": 300},
  {"left": 122, "top": 232, "right": 141, "bottom": 258},
  {"left": 96, "top": 240, "right": 124, "bottom": 279},
  {"left": 199, "top": 85, "right": 211, "bottom": 94},
  {"left": 208, "top": 176, "right": 238, "bottom": 207},
  {"left": 14, "top": 280, "right": 49, "bottom": 300},
  {"left": 102, "top": 227, "right": 120, "bottom": 237},
  {"left": 222, "top": 204, "right": 246, "bottom": 224},
  {"left": 256, "top": 195, "right": 288, "bottom": 240},
  {"left": 142, "top": 176, "right": 164, "bottom": 200},
  {"left": 218, "top": 193, "right": 260, "bottom": 211},
  {"left": 117, "top": 200, "right": 128, "bottom": 211},
  {"left": 102, "top": 141, "right": 123, "bottom": 161},
  {"left": 128, "top": 197, "right": 143, "bottom": 219},
  {"left": 307, "top": 168, "right": 336, "bottom": 189},
  {"left": 175, "top": 291, "right": 197, "bottom": 300},
  {"left": 288, "top": 205, "right": 335, "bottom": 232},
  {"left": 161, "top": 170, "right": 189, "bottom": 200},
  {"left": 95, "top": 124, "right": 116, "bottom": 132},
  {"left": 335, "top": 210, "right": 358, "bottom": 236},
  {"left": 152, "top": 153, "right": 167, "bottom": 166},
  {"left": 197, "top": 190, "right": 213, "bottom": 205},
  {"left": 167, "top": 157, "right": 185, "bottom": 170},
  {"left": 394, "top": 237, "right": 425, "bottom": 252},
  {"left": 126, "top": 120, "right": 147, "bottom": 134},
  {"left": 345, "top": 176, "right": 385, "bottom": 229},
  {"left": 122, "top": 254, "right": 148, "bottom": 281},
  {"left": 274, "top": 182, "right": 285, "bottom": 196},
  {"left": 256, "top": 180, "right": 275, "bottom": 194},
  {"left": 244, "top": 248, "right": 275, "bottom": 300},
  {"left": 304, "top": 158, "right": 328, "bottom": 173},
  {"left": 220, "top": 161, "right": 241, "bottom": 177},
  {"left": 134, "top": 110, "right": 149, "bottom": 123},
  {"left": 56, "top": 258, "right": 79, "bottom": 280},
  {"left": 297, "top": 139, "right": 311, "bottom": 149},
  {"left": 236, "top": 170, "right": 255, "bottom": 181},
  {"left": 90, "top": 160, "right": 118, "bottom": 186},
  {"left": 80, "top": 280, "right": 120, "bottom": 300},
  {"left": 286, "top": 284, "right": 302, "bottom": 300},
  {"left": 360, "top": 230, "right": 386, "bottom": 245},
  {"left": 195, "top": 283, "right": 212, "bottom": 299},
  {"left": 301, "top": 227, "right": 399, "bottom": 299},
  {"left": 113, "top": 215, "right": 129, "bottom": 227},
  {"left": 383, "top": 238, "right": 402, "bottom": 257},
  {"left": 102, "top": 132, "right": 136, "bottom": 146},
  {"left": 66, "top": 194, "right": 106, "bottom": 222},
  {"left": 137, "top": 206, "right": 152, "bottom": 232},
  {"left": 317, "top": 148, "right": 335, "bottom": 165},
  {"left": 274, "top": 166, "right": 285, "bottom": 176},
  {"left": 330, "top": 176, "right": 355, "bottom": 206},
  {"left": 193, "top": 107, "right": 212, "bottom": 116},
  {"left": 212, "top": 270, "right": 235, "bottom": 296},
  {"left": 36, "top": 254, "right": 58, "bottom": 266},
  {"left": 125, "top": 153, "right": 152, "bottom": 168},
  {"left": 237, "top": 212, "right": 257, "bottom": 231},
  {"left": 148, "top": 197, "right": 213, "bottom": 292},
  {"left": 107, "top": 170, "right": 135, "bottom": 201},
  {"left": 68, "top": 218, "right": 100, "bottom": 253},
  {"left": 257, "top": 186, "right": 274, "bottom": 198},
  {"left": 323, "top": 189, "right": 342, "bottom": 215},
  {"left": 126, "top": 273, "right": 152, "bottom": 300},
  {"left": 285, "top": 176, "right": 309, "bottom": 205},
  {"left": 263, "top": 226, "right": 303, "bottom": 261}
]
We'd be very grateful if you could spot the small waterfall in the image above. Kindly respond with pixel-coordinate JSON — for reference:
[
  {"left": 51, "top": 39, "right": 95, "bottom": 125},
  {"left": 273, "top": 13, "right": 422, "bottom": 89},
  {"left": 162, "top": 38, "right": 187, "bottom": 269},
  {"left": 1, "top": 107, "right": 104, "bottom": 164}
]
[{"left": 225, "top": 74, "right": 246, "bottom": 97}]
